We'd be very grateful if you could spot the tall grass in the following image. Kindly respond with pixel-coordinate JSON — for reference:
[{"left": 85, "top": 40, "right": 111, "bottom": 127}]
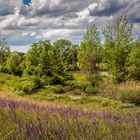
[
  {"left": 100, "top": 81, "right": 140, "bottom": 104},
  {"left": 0, "top": 94, "right": 140, "bottom": 140}
]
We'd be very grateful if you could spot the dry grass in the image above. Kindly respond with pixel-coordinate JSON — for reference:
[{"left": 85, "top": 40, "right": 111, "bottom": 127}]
[
  {"left": 116, "top": 81, "right": 140, "bottom": 91},
  {"left": 99, "top": 81, "right": 140, "bottom": 99}
]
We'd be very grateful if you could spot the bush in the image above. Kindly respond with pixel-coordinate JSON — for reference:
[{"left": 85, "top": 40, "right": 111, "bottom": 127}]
[
  {"left": 87, "top": 74, "right": 102, "bottom": 87},
  {"left": 0, "top": 66, "right": 9, "bottom": 73},
  {"left": 118, "top": 89, "right": 140, "bottom": 105},
  {"left": 85, "top": 86, "right": 98, "bottom": 95},
  {"left": 53, "top": 85, "right": 65, "bottom": 94},
  {"left": 0, "top": 73, "right": 15, "bottom": 84},
  {"left": 48, "top": 73, "right": 64, "bottom": 84},
  {"left": 9, "top": 76, "right": 44, "bottom": 95},
  {"left": 63, "top": 86, "right": 72, "bottom": 92},
  {"left": 71, "top": 82, "right": 89, "bottom": 92},
  {"left": 63, "top": 74, "right": 74, "bottom": 81}
]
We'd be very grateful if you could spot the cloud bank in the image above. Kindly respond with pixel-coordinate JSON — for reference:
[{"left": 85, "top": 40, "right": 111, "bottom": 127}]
[{"left": 0, "top": 0, "right": 139, "bottom": 52}]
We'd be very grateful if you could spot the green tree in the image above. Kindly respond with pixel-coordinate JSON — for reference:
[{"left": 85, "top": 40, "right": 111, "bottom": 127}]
[
  {"left": 53, "top": 39, "right": 78, "bottom": 72},
  {"left": 126, "top": 37, "right": 140, "bottom": 80},
  {"left": 6, "top": 52, "right": 22, "bottom": 75},
  {"left": 103, "top": 16, "right": 133, "bottom": 83},
  {"left": 78, "top": 24, "right": 102, "bottom": 74},
  {"left": 24, "top": 40, "right": 54, "bottom": 76},
  {"left": 0, "top": 39, "right": 10, "bottom": 66},
  {"left": 67, "top": 44, "right": 79, "bottom": 70}
]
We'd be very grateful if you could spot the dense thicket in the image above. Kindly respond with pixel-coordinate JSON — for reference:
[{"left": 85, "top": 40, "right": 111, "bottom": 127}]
[{"left": 0, "top": 16, "right": 140, "bottom": 84}]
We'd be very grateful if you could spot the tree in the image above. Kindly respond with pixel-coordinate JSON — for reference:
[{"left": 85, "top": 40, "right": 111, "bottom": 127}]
[
  {"left": 53, "top": 39, "right": 78, "bottom": 72},
  {"left": 24, "top": 40, "right": 53, "bottom": 76},
  {"left": 78, "top": 24, "right": 102, "bottom": 74},
  {"left": 0, "top": 39, "right": 10, "bottom": 66},
  {"left": 103, "top": 16, "right": 133, "bottom": 83},
  {"left": 126, "top": 37, "right": 140, "bottom": 80},
  {"left": 66, "top": 44, "right": 79, "bottom": 70},
  {"left": 6, "top": 52, "right": 22, "bottom": 75}
]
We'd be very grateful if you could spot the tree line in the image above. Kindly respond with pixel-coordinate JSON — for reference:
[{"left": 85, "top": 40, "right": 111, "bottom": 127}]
[{"left": 0, "top": 16, "right": 140, "bottom": 83}]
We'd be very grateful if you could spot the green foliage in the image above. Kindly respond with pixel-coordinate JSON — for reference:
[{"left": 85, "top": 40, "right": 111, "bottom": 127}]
[
  {"left": 6, "top": 52, "right": 22, "bottom": 75},
  {"left": 0, "top": 74, "right": 13, "bottom": 85},
  {"left": 78, "top": 24, "right": 102, "bottom": 74},
  {"left": 126, "top": 38, "right": 140, "bottom": 80},
  {"left": 87, "top": 74, "right": 103, "bottom": 87},
  {"left": 0, "top": 16, "right": 140, "bottom": 107},
  {"left": 103, "top": 16, "right": 133, "bottom": 83},
  {"left": 53, "top": 39, "right": 79, "bottom": 71},
  {"left": 0, "top": 66, "right": 9, "bottom": 73},
  {"left": 85, "top": 85, "right": 98, "bottom": 95},
  {"left": 24, "top": 40, "right": 53, "bottom": 76},
  {"left": 63, "top": 73, "right": 74, "bottom": 81},
  {"left": 9, "top": 76, "right": 44, "bottom": 94},
  {"left": 50, "top": 85, "right": 65, "bottom": 94},
  {"left": 118, "top": 89, "right": 140, "bottom": 105},
  {"left": 48, "top": 73, "right": 64, "bottom": 85},
  {"left": 23, "top": 40, "right": 78, "bottom": 84}
]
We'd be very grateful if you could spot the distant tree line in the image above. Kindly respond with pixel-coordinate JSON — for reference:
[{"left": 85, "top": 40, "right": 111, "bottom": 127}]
[{"left": 0, "top": 16, "right": 140, "bottom": 83}]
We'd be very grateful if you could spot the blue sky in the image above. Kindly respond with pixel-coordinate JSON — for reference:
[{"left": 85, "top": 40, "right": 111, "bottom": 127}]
[
  {"left": 0, "top": 0, "right": 140, "bottom": 52},
  {"left": 23, "top": 0, "right": 31, "bottom": 6}
]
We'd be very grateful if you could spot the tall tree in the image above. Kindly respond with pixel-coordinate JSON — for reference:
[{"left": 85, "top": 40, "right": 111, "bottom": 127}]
[
  {"left": 78, "top": 24, "right": 102, "bottom": 74},
  {"left": 103, "top": 16, "right": 133, "bottom": 83},
  {"left": 24, "top": 40, "right": 53, "bottom": 76},
  {"left": 53, "top": 39, "right": 76, "bottom": 72}
]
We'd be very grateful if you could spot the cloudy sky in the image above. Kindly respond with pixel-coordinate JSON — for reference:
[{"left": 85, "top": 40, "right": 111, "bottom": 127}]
[{"left": 0, "top": 0, "right": 140, "bottom": 52}]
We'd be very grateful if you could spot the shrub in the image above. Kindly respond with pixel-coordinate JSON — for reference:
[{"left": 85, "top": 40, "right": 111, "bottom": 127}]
[
  {"left": 0, "top": 66, "right": 9, "bottom": 73},
  {"left": 9, "top": 76, "right": 44, "bottom": 95},
  {"left": 63, "top": 74, "right": 74, "bottom": 81},
  {"left": 118, "top": 89, "right": 140, "bottom": 105},
  {"left": 0, "top": 73, "right": 15, "bottom": 85},
  {"left": 50, "top": 85, "right": 65, "bottom": 94},
  {"left": 85, "top": 85, "right": 98, "bottom": 95},
  {"left": 71, "top": 82, "right": 89, "bottom": 92},
  {"left": 48, "top": 73, "right": 64, "bottom": 84},
  {"left": 63, "top": 86, "right": 72, "bottom": 92},
  {"left": 87, "top": 74, "right": 102, "bottom": 87}
]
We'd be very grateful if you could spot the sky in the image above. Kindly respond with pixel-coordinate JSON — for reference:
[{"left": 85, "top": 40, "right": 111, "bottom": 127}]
[{"left": 0, "top": 0, "right": 140, "bottom": 52}]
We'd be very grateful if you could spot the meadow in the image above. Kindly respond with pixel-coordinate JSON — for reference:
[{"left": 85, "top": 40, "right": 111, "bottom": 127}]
[
  {"left": 0, "top": 73, "right": 140, "bottom": 140},
  {"left": 0, "top": 16, "right": 140, "bottom": 139}
]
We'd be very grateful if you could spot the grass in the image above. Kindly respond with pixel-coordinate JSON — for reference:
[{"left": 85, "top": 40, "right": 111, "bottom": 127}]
[
  {"left": 0, "top": 85, "right": 139, "bottom": 113},
  {"left": 0, "top": 93, "right": 140, "bottom": 140},
  {"left": 0, "top": 73, "right": 140, "bottom": 112},
  {"left": 0, "top": 73, "right": 140, "bottom": 139}
]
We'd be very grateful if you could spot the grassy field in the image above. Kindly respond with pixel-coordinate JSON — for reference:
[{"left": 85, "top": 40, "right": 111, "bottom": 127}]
[{"left": 0, "top": 73, "right": 140, "bottom": 140}]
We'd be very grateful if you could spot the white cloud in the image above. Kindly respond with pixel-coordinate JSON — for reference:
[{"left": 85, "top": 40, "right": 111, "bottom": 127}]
[
  {"left": 10, "top": 45, "right": 30, "bottom": 53},
  {"left": 30, "top": 32, "right": 37, "bottom": 37},
  {"left": 42, "top": 29, "right": 79, "bottom": 38},
  {"left": 18, "top": 17, "right": 39, "bottom": 26},
  {"left": 22, "top": 32, "right": 29, "bottom": 36},
  {"left": 0, "top": 0, "right": 139, "bottom": 52}
]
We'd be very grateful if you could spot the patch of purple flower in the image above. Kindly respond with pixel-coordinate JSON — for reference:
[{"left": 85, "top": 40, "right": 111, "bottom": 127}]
[{"left": 0, "top": 97, "right": 140, "bottom": 140}]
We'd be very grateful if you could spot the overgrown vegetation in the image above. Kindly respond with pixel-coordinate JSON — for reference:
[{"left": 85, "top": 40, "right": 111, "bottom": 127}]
[
  {"left": 0, "top": 16, "right": 140, "bottom": 139},
  {"left": 0, "top": 94, "right": 139, "bottom": 140}
]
